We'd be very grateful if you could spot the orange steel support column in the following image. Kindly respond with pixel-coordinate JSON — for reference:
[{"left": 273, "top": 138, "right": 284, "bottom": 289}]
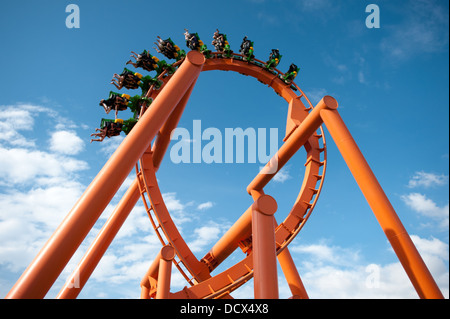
[
  {"left": 252, "top": 195, "right": 279, "bottom": 299},
  {"left": 205, "top": 97, "right": 339, "bottom": 270},
  {"left": 58, "top": 81, "right": 196, "bottom": 298},
  {"left": 247, "top": 96, "right": 338, "bottom": 194},
  {"left": 56, "top": 178, "right": 140, "bottom": 299},
  {"left": 140, "top": 245, "right": 175, "bottom": 299},
  {"left": 6, "top": 51, "right": 205, "bottom": 299},
  {"left": 277, "top": 247, "right": 309, "bottom": 299},
  {"left": 156, "top": 246, "right": 175, "bottom": 299},
  {"left": 320, "top": 108, "right": 444, "bottom": 299},
  {"left": 151, "top": 81, "right": 197, "bottom": 170},
  {"left": 203, "top": 205, "right": 253, "bottom": 269}
]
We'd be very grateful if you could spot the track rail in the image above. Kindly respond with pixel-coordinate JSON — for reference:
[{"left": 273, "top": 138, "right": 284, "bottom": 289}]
[{"left": 135, "top": 51, "right": 327, "bottom": 298}]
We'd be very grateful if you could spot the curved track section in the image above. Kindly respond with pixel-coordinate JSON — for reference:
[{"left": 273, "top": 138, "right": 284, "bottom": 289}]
[{"left": 135, "top": 51, "right": 327, "bottom": 298}]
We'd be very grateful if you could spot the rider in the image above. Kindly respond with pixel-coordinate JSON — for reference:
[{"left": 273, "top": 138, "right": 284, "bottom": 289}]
[
  {"left": 111, "top": 68, "right": 143, "bottom": 90},
  {"left": 127, "top": 50, "right": 160, "bottom": 72},
  {"left": 128, "top": 95, "right": 153, "bottom": 118},
  {"left": 90, "top": 118, "right": 124, "bottom": 143},
  {"left": 281, "top": 63, "right": 300, "bottom": 84},
  {"left": 90, "top": 117, "right": 138, "bottom": 143},
  {"left": 154, "top": 36, "right": 186, "bottom": 61},
  {"left": 265, "top": 49, "right": 282, "bottom": 70},
  {"left": 212, "top": 29, "right": 232, "bottom": 57},
  {"left": 99, "top": 91, "right": 130, "bottom": 118},
  {"left": 239, "top": 36, "right": 254, "bottom": 61}
]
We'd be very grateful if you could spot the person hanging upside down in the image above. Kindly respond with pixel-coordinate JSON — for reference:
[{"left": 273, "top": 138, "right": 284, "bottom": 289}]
[
  {"left": 111, "top": 68, "right": 143, "bottom": 90},
  {"left": 90, "top": 118, "right": 124, "bottom": 143},
  {"left": 90, "top": 117, "right": 139, "bottom": 143},
  {"left": 127, "top": 50, "right": 160, "bottom": 72},
  {"left": 99, "top": 91, "right": 131, "bottom": 119},
  {"left": 154, "top": 36, "right": 185, "bottom": 61}
]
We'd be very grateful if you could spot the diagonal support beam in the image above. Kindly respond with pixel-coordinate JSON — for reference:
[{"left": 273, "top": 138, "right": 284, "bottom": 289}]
[
  {"left": 6, "top": 51, "right": 205, "bottom": 299},
  {"left": 320, "top": 108, "right": 444, "bottom": 299},
  {"left": 247, "top": 96, "right": 338, "bottom": 194},
  {"left": 56, "top": 178, "right": 141, "bottom": 299}
]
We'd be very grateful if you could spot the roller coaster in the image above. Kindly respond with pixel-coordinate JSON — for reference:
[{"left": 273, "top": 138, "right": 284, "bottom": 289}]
[{"left": 6, "top": 29, "right": 444, "bottom": 299}]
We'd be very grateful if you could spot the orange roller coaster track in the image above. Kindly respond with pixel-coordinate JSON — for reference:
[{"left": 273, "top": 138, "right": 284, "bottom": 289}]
[{"left": 6, "top": 40, "right": 443, "bottom": 299}]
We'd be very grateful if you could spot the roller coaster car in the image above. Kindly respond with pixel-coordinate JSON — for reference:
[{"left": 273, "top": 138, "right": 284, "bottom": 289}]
[
  {"left": 99, "top": 91, "right": 130, "bottom": 115},
  {"left": 122, "top": 118, "right": 138, "bottom": 135},
  {"left": 265, "top": 49, "right": 282, "bottom": 70},
  {"left": 139, "top": 75, "right": 163, "bottom": 95},
  {"left": 184, "top": 29, "right": 201, "bottom": 51},
  {"left": 154, "top": 36, "right": 186, "bottom": 61},
  {"left": 239, "top": 36, "right": 254, "bottom": 61},
  {"left": 111, "top": 68, "right": 143, "bottom": 90},
  {"left": 90, "top": 118, "right": 123, "bottom": 142},
  {"left": 127, "top": 50, "right": 160, "bottom": 72},
  {"left": 212, "top": 29, "right": 233, "bottom": 57},
  {"left": 128, "top": 95, "right": 152, "bottom": 119},
  {"left": 155, "top": 60, "right": 176, "bottom": 76},
  {"left": 90, "top": 117, "right": 139, "bottom": 143},
  {"left": 281, "top": 63, "right": 299, "bottom": 84}
]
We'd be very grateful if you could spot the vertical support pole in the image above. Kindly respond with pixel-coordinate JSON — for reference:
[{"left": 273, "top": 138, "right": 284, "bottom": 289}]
[
  {"left": 156, "top": 246, "right": 175, "bottom": 299},
  {"left": 6, "top": 51, "right": 205, "bottom": 299},
  {"left": 140, "top": 245, "right": 175, "bottom": 299},
  {"left": 56, "top": 178, "right": 141, "bottom": 299},
  {"left": 252, "top": 194, "right": 279, "bottom": 299},
  {"left": 320, "top": 108, "right": 444, "bottom": 299}
]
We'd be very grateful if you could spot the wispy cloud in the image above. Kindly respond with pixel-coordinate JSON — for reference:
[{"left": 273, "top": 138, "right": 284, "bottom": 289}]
[
  {"left": 380, "top": 0, "right": 449, "bottom": 61},
  {"left": 273, "top": 166, "right": 291, "bottom": 183},
  {"left": 407, "top": 171, "right": 449, "bottom": 188},
  {"left": 187, "top": 225, "right": 221, "bottom": 253},
  {"left": 401, "top": 193, "right": 449, "bottom": 229},
  {"left": 197, "top": 201, "right": 214, "bottom": 210}
]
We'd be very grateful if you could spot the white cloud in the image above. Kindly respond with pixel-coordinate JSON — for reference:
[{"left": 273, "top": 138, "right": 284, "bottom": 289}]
[
  {"left": 289, "top": 235, "right": 448, "bottom": 298},
  {"left": 187, "top": 225, "right": 221, "bottom": 253},
  {"left": 0, "top": 146, "right": 88, "bottom": 186},
  {"left": 162, "top": 192, "right": 185, "bottom": 212},
  {"left": 0, "top": 103, "right": 90, "bottom": 295},
  {"left": 401, "top": 193, "right": 449, "bottom": 228},
  {"left": 0, "top": 104, "right": 53, "bottom": 148},
  {"left": 0, "top": 181, "right": 86, "bottom": 273},
  {"left": 197, "top": 201, "right": 214, "bottom": 210},
  {"left": 408, "top": 171, "right": 449, "bottom": 188},
  {"left": 273, "top": 166, "right": 291, "bottom": 183},
  {"left": 98, "top": 135, "right": 124, "bottom": 157},
  {"left": 50, "top": 130, "right": 85, "bottom": 155},
  {"left": 290, "top": 241, "right": 361, "bottom": 268}
]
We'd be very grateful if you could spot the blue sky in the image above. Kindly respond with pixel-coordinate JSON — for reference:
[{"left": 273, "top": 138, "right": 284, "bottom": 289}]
[{"left": 0, "top": 0, "right": 448, "bottom": 299}]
